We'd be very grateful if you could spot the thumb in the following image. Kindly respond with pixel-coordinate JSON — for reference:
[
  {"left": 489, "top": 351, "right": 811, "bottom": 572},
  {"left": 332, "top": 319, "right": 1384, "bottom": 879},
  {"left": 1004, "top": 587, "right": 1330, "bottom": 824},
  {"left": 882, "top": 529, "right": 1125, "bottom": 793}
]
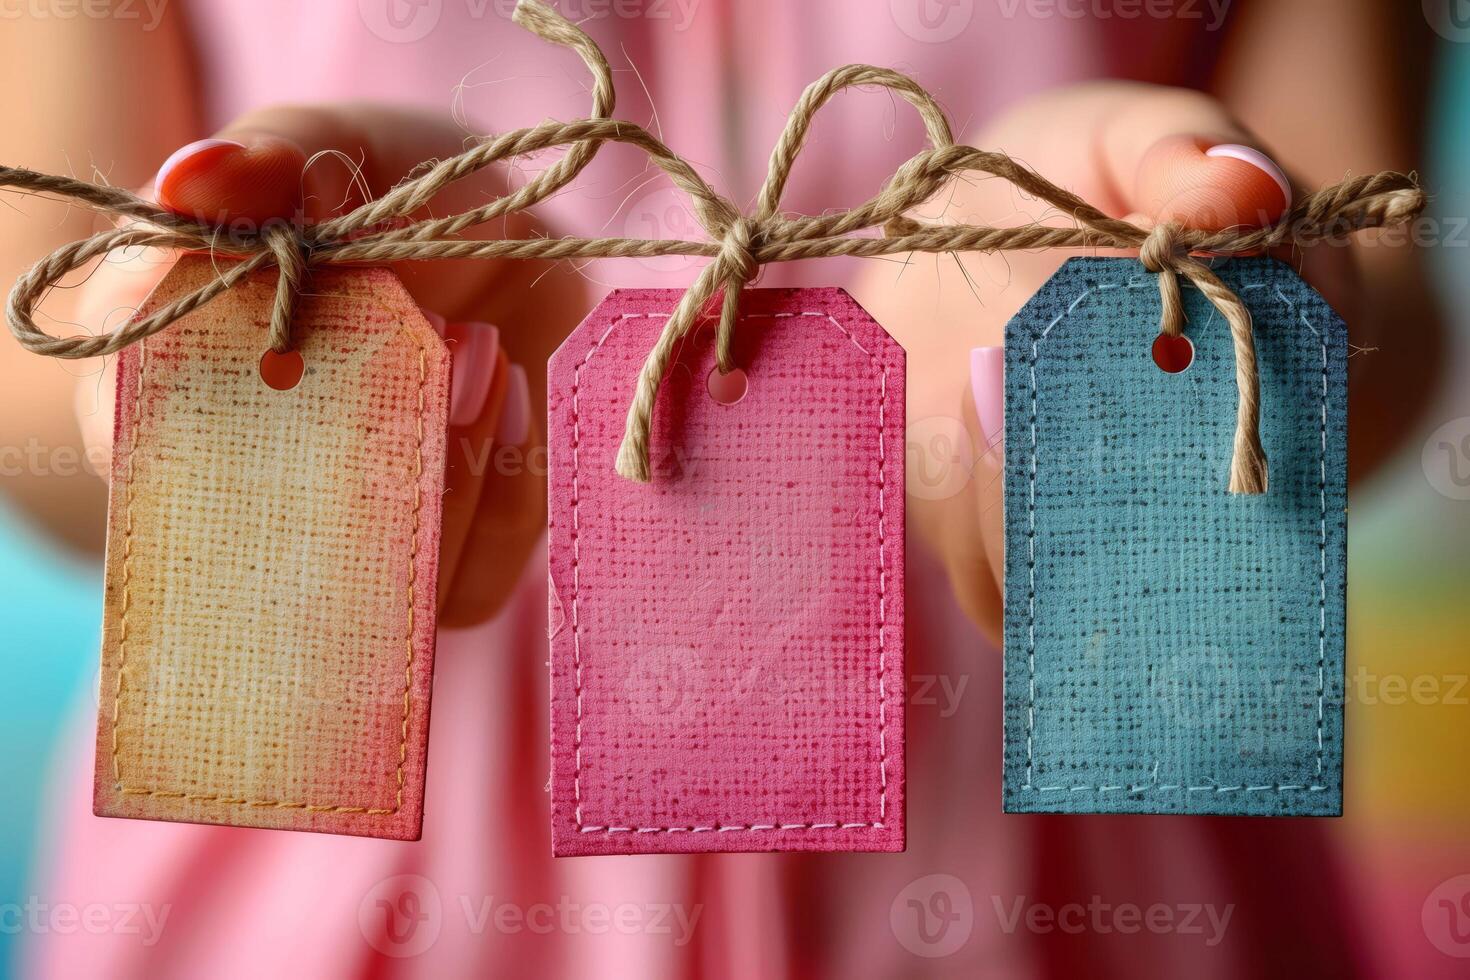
[
  {"left": 149, "top": 104, "right": 543, "bottom": 323},
  {"left": 1132, "top": 134, "right": 1292, "bottom": 232},
  {"left": 1081, "top": 86, "right": 1293, "bottom": 232},
  {"left": 153, "top": 104, "right": 481, "bottom": 228},
  {"left": 155, "top": 134, "right": 307, "bottom": 226}
]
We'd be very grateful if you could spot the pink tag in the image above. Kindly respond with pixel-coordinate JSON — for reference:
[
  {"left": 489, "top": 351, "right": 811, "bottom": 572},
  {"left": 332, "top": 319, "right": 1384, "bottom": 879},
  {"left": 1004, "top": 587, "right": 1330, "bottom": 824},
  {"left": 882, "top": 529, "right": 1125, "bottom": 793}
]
[{"left": 548, "top": 287, "right": 905, "bottom": 855}]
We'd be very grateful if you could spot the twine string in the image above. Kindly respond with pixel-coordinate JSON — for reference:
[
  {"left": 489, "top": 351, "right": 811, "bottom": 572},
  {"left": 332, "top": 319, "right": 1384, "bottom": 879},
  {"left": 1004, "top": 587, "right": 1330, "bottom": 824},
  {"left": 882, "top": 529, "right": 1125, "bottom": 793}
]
[{"left": 0, "top": 0, "right": 1426, "bottom": 493}]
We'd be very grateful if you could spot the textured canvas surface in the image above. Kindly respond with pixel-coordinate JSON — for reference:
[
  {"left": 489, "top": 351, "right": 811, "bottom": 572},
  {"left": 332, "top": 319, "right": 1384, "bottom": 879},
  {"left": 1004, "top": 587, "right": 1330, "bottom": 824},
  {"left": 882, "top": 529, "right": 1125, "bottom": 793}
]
[
  {"left": 1003, "top": 257, "right": 1346, "bottom": 816},
  {"left": 95, "top": 255, "right": 449, "bottom": 839},
  {"left": 548, "top": 288, "right": 905, "bottom": 855}
]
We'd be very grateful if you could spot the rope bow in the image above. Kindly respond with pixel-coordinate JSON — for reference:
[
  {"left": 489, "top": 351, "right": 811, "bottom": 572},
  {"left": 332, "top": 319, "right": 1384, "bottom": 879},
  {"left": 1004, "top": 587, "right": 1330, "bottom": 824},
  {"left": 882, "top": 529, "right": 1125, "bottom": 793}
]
[{"left": 0, "top": 0, "right": 1426, "bottom": 493}]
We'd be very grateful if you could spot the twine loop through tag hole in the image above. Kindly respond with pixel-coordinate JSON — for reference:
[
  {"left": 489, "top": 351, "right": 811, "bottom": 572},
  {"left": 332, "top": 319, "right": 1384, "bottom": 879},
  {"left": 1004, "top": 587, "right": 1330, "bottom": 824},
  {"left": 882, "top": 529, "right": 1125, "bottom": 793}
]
[{"left": 0, "top": 0, "right": 1427, "bottom": 493}]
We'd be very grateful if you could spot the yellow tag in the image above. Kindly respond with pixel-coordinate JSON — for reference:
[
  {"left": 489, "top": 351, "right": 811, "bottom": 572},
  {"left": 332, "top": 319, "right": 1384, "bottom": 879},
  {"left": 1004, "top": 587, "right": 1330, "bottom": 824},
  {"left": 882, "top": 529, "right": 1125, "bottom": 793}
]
[{"left": 95, "top": 255, "right": 449, "bottom": 839}]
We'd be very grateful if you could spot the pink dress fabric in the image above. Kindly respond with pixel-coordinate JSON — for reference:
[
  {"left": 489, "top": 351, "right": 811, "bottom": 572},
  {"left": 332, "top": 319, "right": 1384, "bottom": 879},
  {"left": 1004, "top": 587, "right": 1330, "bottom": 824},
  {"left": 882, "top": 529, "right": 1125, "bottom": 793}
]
[{"left": 25, "top": 2, "right": 1374, "bottom": 976}]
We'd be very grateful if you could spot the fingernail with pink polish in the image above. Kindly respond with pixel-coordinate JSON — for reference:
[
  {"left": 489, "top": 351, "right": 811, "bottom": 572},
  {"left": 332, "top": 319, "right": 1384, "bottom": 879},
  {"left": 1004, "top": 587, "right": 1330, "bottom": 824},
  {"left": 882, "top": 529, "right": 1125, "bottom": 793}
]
[
  {"left": 497, "top": 363, "right": 531, "bottom": 446},
  {"left": 447, "top": 322, "right": 499, "bottom": 427},
  {"left": 155, "top": 138, "right": 247, "bottom": 194},
  {"left": 1205, "top": 144, "right": 1292, "bottom": 210},
  {"left": 971, "top": 346, "right": 1004, "bottom": 452}
]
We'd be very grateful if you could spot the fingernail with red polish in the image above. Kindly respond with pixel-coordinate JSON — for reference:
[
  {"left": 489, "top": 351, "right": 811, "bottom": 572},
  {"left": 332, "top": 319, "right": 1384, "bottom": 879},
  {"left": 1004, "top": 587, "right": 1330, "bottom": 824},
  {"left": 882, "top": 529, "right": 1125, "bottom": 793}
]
[
  {"left": 497, "top": 363, "right": 530, "bottom": 446},
  {"left": 447, "top": 322, "right": 499, "bottom": 427},
  {"left": 971, "top": 346, "right": 1004, "bottom": 452},
  {"left": 1205, "top": 143, "right": 1292, "bottom": 211},
  {"left": 155, "top": 139, "right": 247, "bottom": 201}
]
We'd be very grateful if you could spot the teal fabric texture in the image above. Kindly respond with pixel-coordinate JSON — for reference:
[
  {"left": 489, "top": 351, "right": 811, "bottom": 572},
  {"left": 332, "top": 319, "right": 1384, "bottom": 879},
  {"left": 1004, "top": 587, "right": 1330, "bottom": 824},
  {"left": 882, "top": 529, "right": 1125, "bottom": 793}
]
[{"left": 1003, "top": 257, "right": 1346, "bottom": 816}]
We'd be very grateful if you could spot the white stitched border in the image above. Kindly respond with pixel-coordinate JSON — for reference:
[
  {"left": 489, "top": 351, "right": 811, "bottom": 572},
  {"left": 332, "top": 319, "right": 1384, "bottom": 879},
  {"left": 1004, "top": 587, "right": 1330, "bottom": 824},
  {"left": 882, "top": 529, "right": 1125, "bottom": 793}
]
[
  {"left": 1023, "top": 279, "right": 1331, "bottom": 794},
  {"left": 569, "top": 309, "right": 892, "bottom": 834}
]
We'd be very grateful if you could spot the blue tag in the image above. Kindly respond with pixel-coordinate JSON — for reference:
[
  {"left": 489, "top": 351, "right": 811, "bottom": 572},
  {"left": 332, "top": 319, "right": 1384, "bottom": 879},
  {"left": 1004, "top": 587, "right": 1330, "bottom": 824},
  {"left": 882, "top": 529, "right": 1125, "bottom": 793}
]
[{"left": 1003, "top": 257, "right": 1345, "bottom": 816}]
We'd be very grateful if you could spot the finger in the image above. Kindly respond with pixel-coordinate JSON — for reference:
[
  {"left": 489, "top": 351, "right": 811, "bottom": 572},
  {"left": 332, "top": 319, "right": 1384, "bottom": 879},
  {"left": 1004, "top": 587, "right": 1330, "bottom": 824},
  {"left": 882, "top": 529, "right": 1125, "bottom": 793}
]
[
  {"left": 155, "top": 109, "right": 410, "bottom": 225},
  {"left": 436, "top": 332, "right": 508, "bottom": 617},
  {"left": 72, "top": 245, "right": 176, "bottom": 481},
  {"left": 1133, "top": 135, "right": 1290, "bottom": 232},
  {"left": 1085, "top": 85, "right": 1290, "bottom": 231},
  {"left": 429, "top": 312, "right": 505, "bottom": 605},
  {"left": 1130, "top": 130, "right": 1356, "bottom": 318},
  {"left": 151, "top": 104, "right": 543, "bottom": 321},
  {"left": 422, "top": 312, "right": 500, "bottom": 430},
  {"left": 447, "top": 322, "right": 497, "bottom": 429},
  {"left": 72, "top": 173, "right": 178, "bottom": 479},
  {"left": 148, "top": 103, "right": 591, "bottom": 423},
  {"left": 970, "top": 346, "right": 1004, "bottom": 457},
  {"left": 438, "top": 362, "right": 546, "bottom": 628},
  {"left": 1091, "top": 88, "right": 1362, "bottom": 321},
  {"left": 964, "top": 345, "right": 1005, "bottom": 591},
  {"left": 156, "top": 135, "right": 307, "bottom": 225},
  {"left": 963, "top": 347, "right": 1005, "bottom": 645}
]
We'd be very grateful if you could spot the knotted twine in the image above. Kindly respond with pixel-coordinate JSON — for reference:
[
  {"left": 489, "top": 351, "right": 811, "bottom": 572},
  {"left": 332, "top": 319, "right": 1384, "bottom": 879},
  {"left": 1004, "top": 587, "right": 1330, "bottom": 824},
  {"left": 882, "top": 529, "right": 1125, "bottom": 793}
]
[{"left": 0, "top": 0, "right": 1426, "bottom": 494}]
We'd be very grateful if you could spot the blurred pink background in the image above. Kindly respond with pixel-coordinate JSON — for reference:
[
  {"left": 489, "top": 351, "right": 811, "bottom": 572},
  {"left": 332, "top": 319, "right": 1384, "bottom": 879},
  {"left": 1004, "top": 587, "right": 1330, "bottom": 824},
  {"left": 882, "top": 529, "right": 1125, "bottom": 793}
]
[{"left": 1, "top": 1, "right": 1468, "bottom": 977}]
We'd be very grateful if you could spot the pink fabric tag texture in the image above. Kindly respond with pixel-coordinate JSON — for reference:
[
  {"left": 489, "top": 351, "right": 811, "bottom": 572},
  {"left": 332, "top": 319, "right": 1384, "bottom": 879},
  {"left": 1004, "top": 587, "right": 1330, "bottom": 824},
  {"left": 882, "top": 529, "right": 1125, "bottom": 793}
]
[{"left": 547, "top": 287, "right": 906, "bottom": 856}]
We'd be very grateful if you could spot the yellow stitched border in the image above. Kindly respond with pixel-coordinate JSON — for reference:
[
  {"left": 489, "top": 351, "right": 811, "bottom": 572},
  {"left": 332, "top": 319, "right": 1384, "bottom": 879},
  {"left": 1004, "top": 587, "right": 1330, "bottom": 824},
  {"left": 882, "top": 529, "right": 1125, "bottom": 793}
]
[{"left": 109, "top": 335, "right": 429, "bottom": 817}]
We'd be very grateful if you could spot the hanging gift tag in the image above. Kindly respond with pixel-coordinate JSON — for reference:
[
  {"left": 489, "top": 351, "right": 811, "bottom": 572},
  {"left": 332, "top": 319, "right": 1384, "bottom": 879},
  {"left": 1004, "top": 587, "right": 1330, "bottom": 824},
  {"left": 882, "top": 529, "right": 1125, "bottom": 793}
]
[
  {"left": 95, "top": 254, "right": 449, "bottom": 840},
  {"left": 1003, "top": 257, "right": 1345, "bottom": 816},
  {"left": 548, "top": 287, "right": 905, "bottom": 855}
]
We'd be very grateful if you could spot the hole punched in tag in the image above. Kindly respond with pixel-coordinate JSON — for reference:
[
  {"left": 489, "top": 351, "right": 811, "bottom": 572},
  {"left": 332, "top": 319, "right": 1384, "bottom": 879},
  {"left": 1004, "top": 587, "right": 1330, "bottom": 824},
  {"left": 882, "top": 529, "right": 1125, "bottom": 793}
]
[
  {"left": 1151, "top": 333, "right": 1194, "bottom": 374},
  {"left": 706, "top": 365, "right": 749, "bottom": 405},
  {"left": 259, "top": 348, "right": 305, "bottom": 390}
]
